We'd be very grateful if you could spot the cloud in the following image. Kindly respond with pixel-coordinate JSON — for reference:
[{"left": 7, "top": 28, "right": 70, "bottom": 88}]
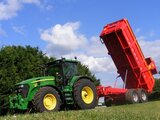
[
  {"left": 0, "top": 0, "right": 21, "bottom": 20},
  {"left": 135, "top": 28, "right": 141, "bottom": 33},
  {"left": 40, "top": 22, "right": 107, "bottom": 57},
  {"left": 84, "top": 36, "right": 107, "bottom": 57},
  {"left": 12, "top": 25, "right": 25, "bottom": 35},
  {"left": 149, "top": 31, "right": 155, "bottom": 37},
  {"left": 0, "top": 0, "right": 41, "bottom": 20},
  {"left": 0, "top": 25, "right": 7, "bottom": 36},
  {"left": 21, "top": 0, "right": 41, "bottom": 5},
  {"left": 64, "top": 53, "right": 116, "bottom": 73},
  {"left": 40, "top": 22, "right": 87, "bottom": 55},
  {"left": 137, "top": 36, "right": 146, "bottom": 40},
  {"left": 45, "top": 5, "right": 53, "bottom": 11},
  {"left": 138, "top": 38, "right": 160, "bottom": 70}
]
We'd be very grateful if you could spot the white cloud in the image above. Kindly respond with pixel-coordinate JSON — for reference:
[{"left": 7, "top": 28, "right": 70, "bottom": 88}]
[
  {"left": 64, "top": 53, "right": 116, "bottom": 73},
  {"left": 45, "top": 5, "right": 53, "bottom": 11},
  {"left": 84, "top": 36, "right": 107, "bottom": 57},
  {"left": 21, "top": 0, "right": 41, "bottom": 5},
  {"left": 12, "top": 25, "right": 25, "bottom": 35},
  {"left": 137, "top": 36, "right": 146, "bottom": 40},
  {"left": 138, "top": 39, "right": 160, "bottom": 71},
  {"left": 149, "top": 31, "right": 155, "bottom": 37},
  {"left": 40, "top": 22, "right": 107, "bottom": 57},
  {"left": 0, "top": 0, "right": 21, "bottom": 20},
  {"left": 135, "top": 28, "right": 141, "bottom": 33},
  {"left": 40, "top": 22, "right": 87, "bottom": 55},
  {"left": 0, "top": 0, "right": 41, "bottom": 20},
  {"left": 0, "top": 25, "right": 7, "bottom": 36}
]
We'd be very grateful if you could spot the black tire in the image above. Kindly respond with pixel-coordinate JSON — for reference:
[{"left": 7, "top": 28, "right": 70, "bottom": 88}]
[
  {"left": 33, "top": 87, "right": 61, "bottom": 112},
  {"left": 137, "top": 89, "right": 148, "bottom": 103},
  {"left": 73, "top": 79, "right": 98, "bottom": 109},
  {"left": 125, "top": 89, "right": 139, "bottom": 104},
  {"left": 104, "top": 97, "right": 112, "bottom": 107}
]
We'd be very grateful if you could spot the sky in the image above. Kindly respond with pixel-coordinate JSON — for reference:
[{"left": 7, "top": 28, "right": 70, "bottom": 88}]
[{"left": 0, "top": 0, "right": 160, "bottom": 87}]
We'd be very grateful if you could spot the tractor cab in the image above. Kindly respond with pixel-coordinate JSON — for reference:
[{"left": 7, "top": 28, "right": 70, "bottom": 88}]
[{"left": 44, "top": 58, "right": 78, "bottom": 85}]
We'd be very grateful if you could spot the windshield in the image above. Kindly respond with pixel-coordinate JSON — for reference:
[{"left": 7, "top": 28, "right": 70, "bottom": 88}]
[
  {"left": 63, "top": 62, "right": 78, "bottom": 77},
  {"left": 45, "top": 64, "right": 62, "bottom": 76},
  {"left": 43, "top": 61, "right": 78, "bottom": 77}
]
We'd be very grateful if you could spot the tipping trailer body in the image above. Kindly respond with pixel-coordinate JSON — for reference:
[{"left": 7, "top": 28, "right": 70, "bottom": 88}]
[
  {"left": 100, "top": 19, "right": 157, "bottom": 93},
  {"left": 97, "top": 19, "right": 157, "bottom": 104}
]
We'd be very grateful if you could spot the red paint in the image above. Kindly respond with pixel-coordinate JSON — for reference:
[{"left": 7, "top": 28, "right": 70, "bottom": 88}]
[{"left": 97, "top": 19, "right": 158, "bottom": 100}]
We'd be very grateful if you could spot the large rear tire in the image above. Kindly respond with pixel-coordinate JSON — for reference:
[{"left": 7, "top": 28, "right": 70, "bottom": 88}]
[
  {"left": 73, "top": 79, "right": 98, "bottom": 109},
  {"left": 137, "top": 89, "right": 148, "bottom": 103},
  {"left": 33, "top": 87, "right": 61, "bottom": 112},
  {"left": 125, "top": 89, "right": 139, "bottom": 104}
]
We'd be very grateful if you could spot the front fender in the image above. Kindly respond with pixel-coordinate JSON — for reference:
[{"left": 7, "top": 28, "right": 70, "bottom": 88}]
[{"left": 27, "top": 80, "right": 56, "bottom": 101}]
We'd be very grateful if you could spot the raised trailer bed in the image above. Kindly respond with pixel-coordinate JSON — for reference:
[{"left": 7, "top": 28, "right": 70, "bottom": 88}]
[{"left": 97, "top": 19, "right": 158, "bottom": 105}]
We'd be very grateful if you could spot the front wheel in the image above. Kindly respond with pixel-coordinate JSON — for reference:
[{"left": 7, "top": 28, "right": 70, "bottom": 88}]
[
  {"left": 73, "top": 79, "right": 98, "bottom": 109},
  {"left": 33, "top": 87, "right": 61, "bottom": 112}
]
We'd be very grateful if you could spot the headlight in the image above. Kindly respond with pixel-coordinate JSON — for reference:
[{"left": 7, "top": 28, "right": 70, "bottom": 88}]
[
  {"left": 19, "top": 84, "right": 24, "bottom": 88},
  {"left": 15, "top": 84, "right": 29, "bottom": 98}
]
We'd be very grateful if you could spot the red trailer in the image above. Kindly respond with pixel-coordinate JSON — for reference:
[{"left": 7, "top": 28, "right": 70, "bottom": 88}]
[{"left": 97, "top": 19, "right": 158, "bottom": 106}]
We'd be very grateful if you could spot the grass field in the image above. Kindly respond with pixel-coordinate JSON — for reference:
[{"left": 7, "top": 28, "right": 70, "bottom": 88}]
[{"left": 1, "top": 100, "right": 160, "bottom": 120}]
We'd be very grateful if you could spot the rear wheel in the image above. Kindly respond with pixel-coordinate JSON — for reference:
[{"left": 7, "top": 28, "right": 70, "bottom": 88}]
[
  {"left": 33, "top": 87, "right": 61, "bottom": 112},
  {"left": 125, "top": 89, "right": 139, "bottom": 104},
  {"left": 73, "top": 79, "right": 98, "bottom": 109},
  {"left": 137, "top": 89, "right": 148, "bottom": 103}
]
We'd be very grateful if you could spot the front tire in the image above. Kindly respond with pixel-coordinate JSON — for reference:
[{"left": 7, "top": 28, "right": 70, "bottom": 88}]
[
  {"left": 33, "top": 87, "right": 61, "bottom": 112},
  {"left": 73, "top": 79, "right": 98, "bottom": 109}
]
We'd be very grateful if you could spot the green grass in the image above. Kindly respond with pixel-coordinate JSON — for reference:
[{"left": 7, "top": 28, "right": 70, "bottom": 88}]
[{"left": 1, "top": 101, "right": 160, "bottom": 120}]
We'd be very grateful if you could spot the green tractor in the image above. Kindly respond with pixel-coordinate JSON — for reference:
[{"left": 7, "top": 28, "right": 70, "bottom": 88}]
[{"left": 8, "top": 58, "right": 99, "bottom": 113}]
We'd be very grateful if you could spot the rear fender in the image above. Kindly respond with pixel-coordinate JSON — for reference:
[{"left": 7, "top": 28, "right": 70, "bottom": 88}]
[{"left": 69, "top": 76, "right": 94, "bottom": 87}]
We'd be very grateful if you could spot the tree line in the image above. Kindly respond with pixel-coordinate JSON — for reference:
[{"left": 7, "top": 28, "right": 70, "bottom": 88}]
[{"left": 0, "top": 45, "right": 98, "bottom": 94}]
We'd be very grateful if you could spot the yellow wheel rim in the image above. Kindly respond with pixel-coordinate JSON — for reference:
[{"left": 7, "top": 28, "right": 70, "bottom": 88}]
[
  {"left": 81, "top": 86, "right": 94, "bottom": 104},
  {"left": 43, "top": 94, "right": 57, "bottom": 110}
]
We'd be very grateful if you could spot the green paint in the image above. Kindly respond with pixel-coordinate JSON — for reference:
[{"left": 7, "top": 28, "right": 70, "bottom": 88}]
[{"left": 9, "top": 59, "right": 98, "bottom": 111}]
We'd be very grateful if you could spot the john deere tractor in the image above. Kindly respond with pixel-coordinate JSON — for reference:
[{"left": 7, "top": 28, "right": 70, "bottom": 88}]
[{"left": 8, "top": 58, "right": 99, "bottom": 113}]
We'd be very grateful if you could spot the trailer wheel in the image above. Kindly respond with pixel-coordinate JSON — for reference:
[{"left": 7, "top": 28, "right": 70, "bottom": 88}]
[
  {"left": 73, "top": 79, "right": 98, "bottom": 109},
  {"left": 125, "top": 89, "right": 139, "bottom": 104},
  {"left": 104, "top": 97, "right": 112, "bottom": 107},
  {"left": 137, "top": 89, "right": 148, "bottom": 103},
  {"left": 33, "top": 87, "right": 61, "bottom": 112}
]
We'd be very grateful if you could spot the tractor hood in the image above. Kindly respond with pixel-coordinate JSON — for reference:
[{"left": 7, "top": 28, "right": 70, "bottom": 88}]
[{"left": 16, "top": 76, "right": 55, "bottom": 85}]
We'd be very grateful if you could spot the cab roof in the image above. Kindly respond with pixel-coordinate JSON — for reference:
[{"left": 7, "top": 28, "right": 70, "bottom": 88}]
[{"left": 46, "top": 58, "right": 78, "bottom": 66}]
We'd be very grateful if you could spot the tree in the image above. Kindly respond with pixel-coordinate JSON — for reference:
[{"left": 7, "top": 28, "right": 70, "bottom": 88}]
[
  {"left": 77, "top": 62, "right": 100, "bottom": 86},
  {"left": 153, "top": 78, "right": 160, "bottom": 92},
  {"left": 149, "top": 78, "right": 160, "bottom": 100},
  {"left": 0, "top": 45, "right": 55, "bottom": 93}
]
